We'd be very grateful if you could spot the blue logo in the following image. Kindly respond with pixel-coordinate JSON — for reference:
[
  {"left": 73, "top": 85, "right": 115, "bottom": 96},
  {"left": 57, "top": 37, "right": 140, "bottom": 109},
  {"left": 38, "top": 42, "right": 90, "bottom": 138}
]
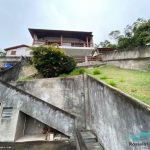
[{"left": 124, "top": 132, "right": 150, "bottom": 142}]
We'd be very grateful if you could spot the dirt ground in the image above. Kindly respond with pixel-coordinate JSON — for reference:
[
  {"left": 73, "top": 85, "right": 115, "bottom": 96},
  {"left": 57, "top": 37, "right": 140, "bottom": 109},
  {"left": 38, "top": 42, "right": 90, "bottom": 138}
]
[{"left": 0, "top": 141, "right": 76, "bottom": 150}]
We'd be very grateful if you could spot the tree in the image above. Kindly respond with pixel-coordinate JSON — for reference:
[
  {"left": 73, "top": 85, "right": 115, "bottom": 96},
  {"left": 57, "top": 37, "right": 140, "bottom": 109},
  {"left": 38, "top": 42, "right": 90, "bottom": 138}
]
[
  {"left": 99, "top": 17, "right": 150, "bottom": 50},
  {"left": 0, "top": 50, "right": 6, "bottom": 56},
  {"left": 99, "top": 40, "right": 111, "bottom": 48},
  {"left": 30, "top": 44, "right": 76, "bottom": 78}
]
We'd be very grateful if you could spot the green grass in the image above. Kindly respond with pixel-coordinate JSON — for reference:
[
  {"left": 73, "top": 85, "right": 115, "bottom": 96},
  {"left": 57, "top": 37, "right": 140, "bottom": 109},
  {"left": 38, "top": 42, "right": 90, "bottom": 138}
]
[
  {"left": 100, "top": 75, "right": 108, "bottom": 79},
  {"left": 87, "top": 65, "right": 150, "bottom": 105},
  {"left": 107, "top": 80, "right": 117, "bottom": 87},
  {"left": 93, "top": 69, "right": 101, "bottom": 75},
  {"left": 59, "top": 68, "right": 86, "bottom": 77},
  {"left": 17, "top": 77, "right": 35, "bottom": 82}
]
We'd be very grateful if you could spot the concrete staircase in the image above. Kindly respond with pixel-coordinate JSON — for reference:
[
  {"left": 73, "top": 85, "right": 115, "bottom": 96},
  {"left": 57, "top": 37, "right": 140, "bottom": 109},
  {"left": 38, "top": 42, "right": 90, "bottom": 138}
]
[
  {"left": 0, "top": 80, "right": 76, "bottom": 138},
  {"left": 81, "top": 131, "right": 104, "bottom": 150}
]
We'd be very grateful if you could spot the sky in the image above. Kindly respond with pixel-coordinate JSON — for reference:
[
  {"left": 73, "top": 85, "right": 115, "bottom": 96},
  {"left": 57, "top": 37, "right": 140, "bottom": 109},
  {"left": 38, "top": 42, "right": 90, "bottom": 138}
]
[{"left": 0, "top": 0, "right": 150, "bottom": 50}]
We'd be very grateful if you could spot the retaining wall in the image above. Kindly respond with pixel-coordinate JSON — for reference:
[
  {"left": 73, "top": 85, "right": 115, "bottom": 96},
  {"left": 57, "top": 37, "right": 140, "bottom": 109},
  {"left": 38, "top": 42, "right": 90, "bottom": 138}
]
[
  {"left": 87, "top": 75, "right": 150, "bottom": 150},
  {"left": 102, "top": 46, "right": 150, "bottom": 70},
  {"left": 11, "top": 75, "right": 86, "bottom": 129}
]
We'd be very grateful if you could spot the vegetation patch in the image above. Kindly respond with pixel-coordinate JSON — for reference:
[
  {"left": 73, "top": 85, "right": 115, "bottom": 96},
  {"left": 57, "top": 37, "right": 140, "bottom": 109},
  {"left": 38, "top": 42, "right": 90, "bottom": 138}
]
[
  {"left": 100, "top": 75, "right": 108, "bottom": 79},
  {"left": 87, "top": 65, "right": 150, "bottom": 105},
  {"left": 107, "top": 80, "right": 117, "bottom": 87},
  {"left": 30, "top": 44, "right": 76, "bottom": 78},
  {"left": 93, "top": 69, "right": 101, "bottom": 75},
  {"left": 59, "top": 68, "right": 86, "bottom": 77}
]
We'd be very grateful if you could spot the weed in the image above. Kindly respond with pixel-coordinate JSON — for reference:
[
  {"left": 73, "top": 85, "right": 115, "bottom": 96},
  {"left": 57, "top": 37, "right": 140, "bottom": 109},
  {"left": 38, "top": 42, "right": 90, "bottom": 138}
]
[
  {"left": 93, "top": 69, "right": 101, "bottom": 75},
  {"left": 107, "top": 80, "right": 117, "bottom": 87},
  {"left": 100, "top": 75, "right": 108, "bottom": 79},
  {"left": 17, "top": 77, "right": 35, "bottom": 82},
  {"left": 119, "top": 78, "right": 125, "bottom": 82},
  {"left": 131, "top": 88, "right": 137, "bottom": 92}
]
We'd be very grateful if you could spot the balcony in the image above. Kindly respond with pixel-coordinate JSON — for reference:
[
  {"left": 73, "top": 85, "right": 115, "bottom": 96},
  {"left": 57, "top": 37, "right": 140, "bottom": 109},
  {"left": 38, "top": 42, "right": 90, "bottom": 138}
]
[{"left": 34, "top": 40, "right": 94, "bottom": 48}]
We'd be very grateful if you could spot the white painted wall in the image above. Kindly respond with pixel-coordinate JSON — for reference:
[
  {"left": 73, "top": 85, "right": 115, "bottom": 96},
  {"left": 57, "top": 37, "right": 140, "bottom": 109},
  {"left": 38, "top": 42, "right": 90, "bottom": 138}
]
[{"left": 6, "top": 47, "right": 32, "bottom": 57}]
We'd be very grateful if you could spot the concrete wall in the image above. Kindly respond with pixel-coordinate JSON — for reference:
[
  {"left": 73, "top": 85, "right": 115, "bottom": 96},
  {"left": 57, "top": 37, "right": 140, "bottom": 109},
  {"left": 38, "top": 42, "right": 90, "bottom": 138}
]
[
  {"left": 0, "top": 61, "right": 21, "bottom": 82},
  {"left": 102, "top": 46, "right": 150, "bottom": 71},
  {"left": 0, "top": 80, "right": 75, "bottom": 139},
  {"left": 87, "top": 75, "right": 150, "bottom": 150},
  {"left": 12, "top": 75, "right": 86, "bottom": 129},
  {"left": 0, "top": 103, "right": 19, "bottom": 142},
  {"left": 0, "top": 56, "right": 32, "bottom": 82},
  {"left": 15, "top": 111, "right": 26, "bottom": 141},
  {"left": 25, "top": 115, "right": 44, "bottom": 134},
  {"left": 0, "top": 56, "right": 21, "bottom": 67}
]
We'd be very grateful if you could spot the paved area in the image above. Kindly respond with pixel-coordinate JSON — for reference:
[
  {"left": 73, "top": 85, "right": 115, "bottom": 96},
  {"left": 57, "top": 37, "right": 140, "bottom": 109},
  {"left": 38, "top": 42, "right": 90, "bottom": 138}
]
[
  {"left": 16, "top": 134, "right": 45, "bottom": 142},
  {"left": 0, "top": 141, "right": 76, "bottom": 150}
]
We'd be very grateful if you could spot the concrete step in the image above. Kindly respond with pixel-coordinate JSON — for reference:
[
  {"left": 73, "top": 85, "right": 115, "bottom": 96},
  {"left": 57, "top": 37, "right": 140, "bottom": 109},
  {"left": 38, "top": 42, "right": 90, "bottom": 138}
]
[
  {"left": 86, "top": 142, "right": 104, "bottom": 150},
  {"left": 79, "top": 130, "right": 104, "bottom": 150},
  {"left": 80, "top": 131, "right": 97, "bottom": 143}
]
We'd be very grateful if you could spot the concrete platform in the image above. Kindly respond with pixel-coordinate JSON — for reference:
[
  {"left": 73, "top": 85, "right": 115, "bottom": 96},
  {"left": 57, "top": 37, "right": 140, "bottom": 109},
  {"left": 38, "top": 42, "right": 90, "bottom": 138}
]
[
  {"left": 0, "top": 141, "right": 76, "bottom": 150},
  {"left": 16, "top": 134, "right": 46, "bottom": 142}
]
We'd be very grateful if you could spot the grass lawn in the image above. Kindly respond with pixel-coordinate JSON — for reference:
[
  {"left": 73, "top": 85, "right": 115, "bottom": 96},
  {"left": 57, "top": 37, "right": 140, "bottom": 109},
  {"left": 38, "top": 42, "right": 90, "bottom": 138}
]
[{"left": 87, "top": 65, "right": 150, "bottom": 105}]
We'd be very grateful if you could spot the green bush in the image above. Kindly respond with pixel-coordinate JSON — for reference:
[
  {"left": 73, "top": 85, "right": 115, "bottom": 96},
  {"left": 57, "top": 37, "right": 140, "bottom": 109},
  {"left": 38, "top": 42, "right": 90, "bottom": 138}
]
[
  {"left": 93, "top": 69, "right": 101, "bottom": 75},
  {"left": 70, "top": 68, "right": 86, "bottom": 76},
  {"left": 119, "top": 78, "right": 125, "bottom": 82},
  {"left": 100, "top": 75, "right": 108, "bottom": 79},
  {"left": 107, "top": 80, "right": 117, "bottom": 87},
  {"left": 63, "top": 55, "right": 77, "bottom": 73},
  {"left": 30, "top": 44, "right": 76, "bottom": 78}
]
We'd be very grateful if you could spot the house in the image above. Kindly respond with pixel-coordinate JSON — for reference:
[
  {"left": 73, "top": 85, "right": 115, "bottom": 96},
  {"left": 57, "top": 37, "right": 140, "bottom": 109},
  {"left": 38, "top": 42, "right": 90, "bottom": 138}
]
[
  {"left": 28, "top": 28, "right": 95, "bottom": 62},
  {"left": 4, "top": 44, "right": 31, "bottom": 57}
]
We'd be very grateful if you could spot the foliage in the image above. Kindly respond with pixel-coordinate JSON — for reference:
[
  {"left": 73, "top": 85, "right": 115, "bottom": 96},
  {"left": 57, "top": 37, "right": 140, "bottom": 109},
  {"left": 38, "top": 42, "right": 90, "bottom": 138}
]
[
  {"left": 107, "top": 80, "right": 117, "bottom": 87},
  {"left": 119, "top": 78, "right": 125, "bottom": 82},
  {"left": 100, "top": 75, "right": 108, "bottom": 79},
  {"left": 59, "top": 68, "right": 86, "bottom": 77},
  {"left": 0, "top": 50, "right": 6, "bottom": 56},
  {"left": 99, "top": 17, "right": 150, "bottom": 49},
  {"left": 17, "top": 77, "right": 35, "bottom": 82},
  {"left": 93, "top": 69, "right": 101, "bottom": 75},
  {"left": 30, "top": 44, "right": 76, "bottom": 78},
  {"left": 87, "top": 65, "right": 150, "bottom": 105}
]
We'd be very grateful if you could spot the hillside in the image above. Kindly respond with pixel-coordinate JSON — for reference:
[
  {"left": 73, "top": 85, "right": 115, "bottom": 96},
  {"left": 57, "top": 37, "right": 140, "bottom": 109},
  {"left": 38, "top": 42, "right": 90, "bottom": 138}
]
[{"left": 87, "top": 65, "right": 150, "bottom": 105}]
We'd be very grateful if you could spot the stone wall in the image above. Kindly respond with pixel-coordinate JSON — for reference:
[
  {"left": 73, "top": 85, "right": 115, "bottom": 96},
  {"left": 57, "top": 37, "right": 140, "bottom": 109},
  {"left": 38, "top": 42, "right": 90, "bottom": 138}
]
[
  {"left": 102, "top": 46, "right": 150, "bottom": 70},
  {"left": 12, "top": 75, "right": 86, "bottom": 129},
  {"left": 0, "top": 62, "right": 21, "bottom": 82},
  {"left": 87, "top": 75, "right": 150, "bottom": 150}
]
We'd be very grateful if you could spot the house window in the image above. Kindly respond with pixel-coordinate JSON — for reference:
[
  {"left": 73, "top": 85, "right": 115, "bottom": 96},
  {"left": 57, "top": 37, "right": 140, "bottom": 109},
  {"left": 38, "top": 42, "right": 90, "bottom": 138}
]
[
  {"left": 11, "top": 51, "right": 16, "bottom": 55},
  {"left": 1, "top": 107, "right": 13, "bottom": 118}
]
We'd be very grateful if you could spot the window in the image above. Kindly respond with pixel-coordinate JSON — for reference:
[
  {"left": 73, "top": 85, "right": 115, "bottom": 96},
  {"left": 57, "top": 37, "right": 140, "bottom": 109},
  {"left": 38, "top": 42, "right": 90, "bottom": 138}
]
[
  {"left": 11, "top": 51, "right": 16, "bottom": 55},
  {"left": 1, "top": 107, "right": 13, "bottom": 118}
]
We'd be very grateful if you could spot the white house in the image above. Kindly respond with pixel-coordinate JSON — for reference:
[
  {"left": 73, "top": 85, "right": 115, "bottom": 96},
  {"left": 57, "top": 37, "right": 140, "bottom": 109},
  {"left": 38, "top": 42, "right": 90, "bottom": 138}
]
[
  {"left": 4, "top": 44, "right": 31, "bottom": 57},
  {"left": 29, "top": 28, "right": 95, "bottom": 62}
]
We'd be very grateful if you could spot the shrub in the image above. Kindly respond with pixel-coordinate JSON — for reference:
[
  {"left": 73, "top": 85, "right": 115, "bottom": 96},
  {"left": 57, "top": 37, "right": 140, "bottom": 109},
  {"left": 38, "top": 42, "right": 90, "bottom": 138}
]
[
  {"left": 93, "top": 69, "right": 101, "bottom": 75},
  {"left": 131, "top": 88, "right": 137, "bottom": 92},
  {"left": 30, "top": 44, "right": 76, "bottom": 78},
  {"left": 107, "top": 80, "right": 117, "bottom": 87},
  {"left": 119, "top": 78, "right": 125, "bottom": 82},
  {"left": 100, "top": 75, "right": 108, "bottom": 79},
  {"left": 70, "top": 68, "right": 86, "bottom": 76},
  {"left": 63, "top": 55, "right": 77, "bottom": 73}
]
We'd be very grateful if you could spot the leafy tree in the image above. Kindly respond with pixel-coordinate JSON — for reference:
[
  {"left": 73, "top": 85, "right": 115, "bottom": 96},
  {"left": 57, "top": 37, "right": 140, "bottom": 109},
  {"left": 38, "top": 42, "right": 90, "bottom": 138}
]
[
  {"left": 99, "top": 17, "right": 150, "bottom": 50},
  {"left": 0, "top": 50, "right": 6, "bottom": 56},
  {"left": 100, "top": 40, "right": 111, "bottom": 48},
  {"left": 30, "top": 44, "right": 76, "bottom": 78}
]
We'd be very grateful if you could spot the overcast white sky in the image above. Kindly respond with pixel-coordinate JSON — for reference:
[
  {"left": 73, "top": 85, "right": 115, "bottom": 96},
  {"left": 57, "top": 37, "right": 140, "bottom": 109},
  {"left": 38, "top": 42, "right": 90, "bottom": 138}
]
[{"left": 0, "top": 0, "right": 150, "bottom": 50}]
